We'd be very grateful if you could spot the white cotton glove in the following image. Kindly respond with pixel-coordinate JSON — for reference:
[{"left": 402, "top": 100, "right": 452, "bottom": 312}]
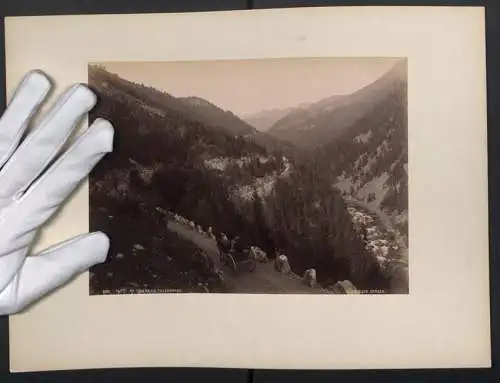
[{"left": 0, "top": 70, "right": 114, "bottom": 315}]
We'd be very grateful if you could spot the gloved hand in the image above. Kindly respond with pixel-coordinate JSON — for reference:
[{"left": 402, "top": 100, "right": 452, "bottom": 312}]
[{"left": 0, "top": 70, "right": 114, "bottom": 315}]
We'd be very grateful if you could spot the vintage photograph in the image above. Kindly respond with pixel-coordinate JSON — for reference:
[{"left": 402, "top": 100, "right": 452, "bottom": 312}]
[{"left": 88, "top": 57, "right": 409, "bottom": 296}]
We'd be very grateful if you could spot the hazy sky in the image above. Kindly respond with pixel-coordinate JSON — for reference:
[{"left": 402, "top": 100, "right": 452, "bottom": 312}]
[{"left": 98, "top": 57, "right": 402, "bottom": 117}]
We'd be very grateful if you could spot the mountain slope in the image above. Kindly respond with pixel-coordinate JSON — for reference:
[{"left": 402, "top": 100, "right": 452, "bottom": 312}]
[
  {"left": 92, "top": 65, "right": 300, "bottom": 159},
  {"left": 179, "top": 96, "right": 257, "bottom": 136},
  {"left": 177, "top": 96, "right": 300, "bottom": 159},
  {"left": 177, "top": 95, "right": 300, "bottom": 158},
  {"left": 315, "top": 61, "right": 408, "bottom": 249},
  {"left": 268, "top": 60, "right": 407, "bottom": 149},
  {"left": 243, "top": 107, "right": 296, "bottom": 131},
  {"left": 91, "top": 65, "right": 257, "bottom": 139}
]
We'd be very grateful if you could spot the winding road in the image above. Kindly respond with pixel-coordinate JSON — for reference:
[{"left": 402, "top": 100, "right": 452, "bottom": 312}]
[{"left": 166, "top": 219, "right": 332, "bottom": 294}]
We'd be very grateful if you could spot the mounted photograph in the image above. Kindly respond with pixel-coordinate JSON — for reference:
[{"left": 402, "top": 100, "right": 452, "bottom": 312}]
[
  {"left": 87, "top": 57, "right": 409, "bottom": 296},
  {"left": 7, "top": 7, "right": 489, "bottom": 373}
]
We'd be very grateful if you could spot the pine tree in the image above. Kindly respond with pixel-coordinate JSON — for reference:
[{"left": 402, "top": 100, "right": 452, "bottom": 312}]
[{"left": 252, "top": 189, "right": 274, "bottom": 256}]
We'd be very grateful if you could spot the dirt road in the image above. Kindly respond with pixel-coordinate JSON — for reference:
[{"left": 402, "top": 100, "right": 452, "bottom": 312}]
[{"left": 167, "top": 219, "right": 331, "bottom": 294}]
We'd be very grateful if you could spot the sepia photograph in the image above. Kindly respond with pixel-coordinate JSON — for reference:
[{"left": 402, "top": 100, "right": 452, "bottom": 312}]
[{"left": 88, "top": 57, "right": 409, "bottom": 296}]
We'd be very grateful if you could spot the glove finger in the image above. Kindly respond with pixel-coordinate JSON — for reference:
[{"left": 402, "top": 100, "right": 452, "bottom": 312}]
[
  {"left": 0, "top": 70, "right": 51, "bottom": 169},
  {"left": 15, "top": 118, "right": 114, "bottom": 233},
  {"left": 0, "top": 83, "right": 97, "bottom": 200},
  {"left": 2, "top": 231, "right": 109, "bottom": 314},
  {"left": 0, "top": 118, "right": 112, "bottom": 297}
]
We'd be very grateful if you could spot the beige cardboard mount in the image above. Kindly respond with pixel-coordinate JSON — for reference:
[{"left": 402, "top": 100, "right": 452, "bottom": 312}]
[{"left": 5, "top": 6, "right": 490, "bottom": 372}]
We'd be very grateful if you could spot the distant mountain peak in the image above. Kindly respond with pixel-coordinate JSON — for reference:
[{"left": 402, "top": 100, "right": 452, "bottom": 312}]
[
  {"left": 243, "top": 107, "right": 296, "bottom": 132},
  {"left": 266, "top": 60, "right": 408, "bottom": 148}
]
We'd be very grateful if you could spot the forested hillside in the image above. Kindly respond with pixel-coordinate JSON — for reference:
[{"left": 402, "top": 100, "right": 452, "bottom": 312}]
[
  {"left": 179, "top": 96, "right": 256, "bottom": 135},
  {"left": 262, "top": 60, "right": 408, "bottom": 248},
  {"left": 316, "top": 61, "right": 408, "bottom": 247}
]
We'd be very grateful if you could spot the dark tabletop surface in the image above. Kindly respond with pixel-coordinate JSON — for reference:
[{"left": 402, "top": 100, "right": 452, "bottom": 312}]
[{"left": 0, "top": 0, "right": 498, "bottom": 382}]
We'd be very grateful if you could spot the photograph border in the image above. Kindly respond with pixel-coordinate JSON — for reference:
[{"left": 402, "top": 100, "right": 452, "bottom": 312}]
[{"left": 87, "top": 56, "right": 409, "bottom": 297}]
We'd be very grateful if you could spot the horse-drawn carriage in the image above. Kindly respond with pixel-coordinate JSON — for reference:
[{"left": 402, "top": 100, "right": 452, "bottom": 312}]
[{"left": 216, "top": 235, "right": 257, "bottom": 274}]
